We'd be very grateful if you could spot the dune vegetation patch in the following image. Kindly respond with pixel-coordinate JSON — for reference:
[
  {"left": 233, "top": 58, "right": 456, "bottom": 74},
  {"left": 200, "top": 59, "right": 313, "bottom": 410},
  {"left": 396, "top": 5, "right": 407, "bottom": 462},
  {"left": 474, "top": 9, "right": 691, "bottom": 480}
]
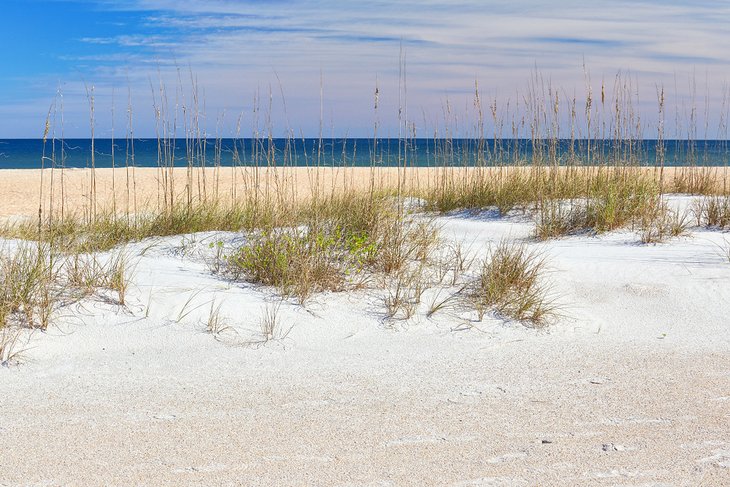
[{"left": 466, "top": 241, "right": 555, "bottom": 327}]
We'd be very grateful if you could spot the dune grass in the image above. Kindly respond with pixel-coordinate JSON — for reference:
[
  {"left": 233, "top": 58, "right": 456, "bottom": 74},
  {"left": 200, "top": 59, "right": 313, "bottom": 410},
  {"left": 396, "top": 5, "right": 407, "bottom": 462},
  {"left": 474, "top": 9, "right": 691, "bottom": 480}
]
[
  {"left": 258, "top": 300, "right": 290, "bottom": 343},
  {"left": 467, "top": 241, "right": 555, "bottom": 326},
  {"left": 5, "top": 67, "right": 730, "bottom": 345},
  {"left": 221, "top": 193, "right": 438, "bottom": 303},
  {"left": 0, "top": 242, "right": 131, "bottom": 336},
  {"left": 65, "top": 249, "right": 130, "bottom": 304},
  {"left": 0, "top": 243, "right": 57, "bottom": 330},
  {"left": 4, "top": 200, "right": 277, "bottom": 254},
  {"left": 701, "top": 196, "right": 730, "bottom": 229},
  {"left": 636, "top": 199, "right": 690, "bottom": 244}
]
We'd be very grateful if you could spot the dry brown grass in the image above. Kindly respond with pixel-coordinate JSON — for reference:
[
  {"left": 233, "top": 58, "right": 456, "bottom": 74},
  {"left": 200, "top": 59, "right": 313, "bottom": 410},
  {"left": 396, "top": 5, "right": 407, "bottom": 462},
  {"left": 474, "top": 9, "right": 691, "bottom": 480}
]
[
  {"left": 721, "top": 239, "right": 730, "bottom": 264},
  {"left": 204, "top": 299, "right": 233, "bottom": 338}
]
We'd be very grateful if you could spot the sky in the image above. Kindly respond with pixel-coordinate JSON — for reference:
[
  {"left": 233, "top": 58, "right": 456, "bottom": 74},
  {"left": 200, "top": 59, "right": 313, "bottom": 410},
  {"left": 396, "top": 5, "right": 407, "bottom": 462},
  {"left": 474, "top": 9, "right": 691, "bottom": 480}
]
[{"left": 1, "top": 0, "right": 729, "bottom": 138}]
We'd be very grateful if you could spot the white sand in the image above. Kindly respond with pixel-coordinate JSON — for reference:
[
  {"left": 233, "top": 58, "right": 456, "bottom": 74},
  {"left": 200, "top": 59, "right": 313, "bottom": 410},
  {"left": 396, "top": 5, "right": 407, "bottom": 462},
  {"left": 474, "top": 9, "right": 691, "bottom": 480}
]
[{"left": 1, "top": 194, "right": 729, "bottom": 485}]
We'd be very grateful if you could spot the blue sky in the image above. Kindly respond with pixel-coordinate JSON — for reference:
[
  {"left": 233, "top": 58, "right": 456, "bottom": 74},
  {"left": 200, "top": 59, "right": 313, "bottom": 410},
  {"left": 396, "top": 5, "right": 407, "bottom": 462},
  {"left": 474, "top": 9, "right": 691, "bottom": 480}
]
[{"left": 1, "top": 0, "right": 729, "bottom": 137}]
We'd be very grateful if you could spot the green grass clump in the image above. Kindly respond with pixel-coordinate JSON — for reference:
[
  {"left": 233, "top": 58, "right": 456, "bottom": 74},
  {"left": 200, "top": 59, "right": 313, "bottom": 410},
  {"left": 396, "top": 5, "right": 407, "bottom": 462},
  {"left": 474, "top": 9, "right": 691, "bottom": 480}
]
[
  {"left": 702, "top": 196, "right": 730, "bottom": 228},
  {"left": 4, "top": 199, "right": 277, "bottom": 253},
  {"left": 534, "top": 200, "right": 587, "bottom": 240},
  {"left": 533, "top": 170, "right": 663, "bottom": 239},
  {"left": 224, "top": 227, "right": 356, "bottom": 302},
  {"left": 427, "top": 168, "right": 543, "bottom": 214},
  {"left": 636, "top": 198, "right": 689, "bottom": 244},
  {"left": 468, "top": 241, "right": 554, "bottom": 326},
  {"left": 427, "top": 167, "right": 664, "bottom": 237},
  {"left": 0, "top": 244, "right": 56, "bottom": 330},
  {"left": 0, "top": 242, "right": 130, "bottom": 333},
  {"left": 583, "top": 172, "right": 660, "bottom": 232},
  {"left": 65, "top": 249, "right": 130, "bottom": 304},
  {"left": 222, "top": 193, "right": 437, "bottom": 302}
]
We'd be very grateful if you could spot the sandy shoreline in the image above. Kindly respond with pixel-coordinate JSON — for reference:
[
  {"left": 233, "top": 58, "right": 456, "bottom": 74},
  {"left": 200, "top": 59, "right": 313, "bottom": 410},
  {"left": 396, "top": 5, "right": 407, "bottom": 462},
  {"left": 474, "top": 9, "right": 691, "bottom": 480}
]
[{"left": 0, "top": 166, "right": 728, "bottom": 219}]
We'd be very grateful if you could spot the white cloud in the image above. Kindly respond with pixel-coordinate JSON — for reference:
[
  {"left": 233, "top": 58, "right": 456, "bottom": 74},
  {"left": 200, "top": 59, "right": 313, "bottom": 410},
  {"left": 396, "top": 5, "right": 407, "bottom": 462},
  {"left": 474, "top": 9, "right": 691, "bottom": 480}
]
[{"left": 7, "top": 0, "right": 730, "bottom": 137}]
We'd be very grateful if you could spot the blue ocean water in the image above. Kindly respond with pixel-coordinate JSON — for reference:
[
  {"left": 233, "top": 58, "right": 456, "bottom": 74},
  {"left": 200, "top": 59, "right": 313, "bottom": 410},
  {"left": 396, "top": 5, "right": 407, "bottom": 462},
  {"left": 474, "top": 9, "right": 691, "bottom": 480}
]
[{"left": 0, "top": 138, "right": 728, "bottom": 169}]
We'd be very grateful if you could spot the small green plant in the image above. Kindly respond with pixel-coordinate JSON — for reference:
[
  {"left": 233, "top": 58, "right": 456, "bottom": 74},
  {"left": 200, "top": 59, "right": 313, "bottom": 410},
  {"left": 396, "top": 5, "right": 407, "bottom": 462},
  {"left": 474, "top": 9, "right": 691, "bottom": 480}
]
[
  {"left": 224, "top": 228, "right": 348, "bottom": 302},
  {"left": 208, "top": 240, "right": 225, "bottom": 274},
  {"left": 345, "top": 231, "right": 379, "bottom": 268}
]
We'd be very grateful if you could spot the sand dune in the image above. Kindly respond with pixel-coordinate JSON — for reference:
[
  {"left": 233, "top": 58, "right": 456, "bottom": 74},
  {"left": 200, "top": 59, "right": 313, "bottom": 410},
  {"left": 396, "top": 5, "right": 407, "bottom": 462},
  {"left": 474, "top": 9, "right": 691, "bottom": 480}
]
[{"left": 1, "top": 194, "right": 729, "bottom": 485}]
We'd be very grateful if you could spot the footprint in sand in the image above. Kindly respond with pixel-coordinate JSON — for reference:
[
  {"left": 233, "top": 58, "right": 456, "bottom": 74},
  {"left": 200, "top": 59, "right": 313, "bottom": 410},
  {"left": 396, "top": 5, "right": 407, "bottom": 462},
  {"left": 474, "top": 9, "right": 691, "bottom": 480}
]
[{"left": 621, "top": 282, "right": 667, "bottom": 298}]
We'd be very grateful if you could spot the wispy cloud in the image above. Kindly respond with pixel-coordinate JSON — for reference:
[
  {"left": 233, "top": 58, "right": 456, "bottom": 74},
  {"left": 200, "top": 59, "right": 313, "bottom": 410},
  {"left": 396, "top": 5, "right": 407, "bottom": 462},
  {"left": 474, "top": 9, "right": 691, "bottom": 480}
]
[{"left": 4, "top": 0, "right": 730, "bottom": 137}]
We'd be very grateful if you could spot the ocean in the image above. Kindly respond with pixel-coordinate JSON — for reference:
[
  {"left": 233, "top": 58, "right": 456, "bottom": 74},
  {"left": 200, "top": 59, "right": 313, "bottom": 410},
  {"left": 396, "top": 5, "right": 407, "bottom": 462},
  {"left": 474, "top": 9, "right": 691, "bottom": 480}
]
[{"left": 0, "top": 138, "right": 728, "bottom": 169}]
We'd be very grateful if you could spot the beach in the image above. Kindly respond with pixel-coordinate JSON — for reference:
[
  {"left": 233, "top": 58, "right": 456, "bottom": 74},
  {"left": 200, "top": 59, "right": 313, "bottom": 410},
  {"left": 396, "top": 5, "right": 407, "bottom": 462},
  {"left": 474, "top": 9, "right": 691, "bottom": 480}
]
[
  {"left": 1, "top": 166, "right": 728, "bottom": 219},
  {"left": 1, "top": 176, "right": 729, "bottom": 484},
  {"left": 5, "top": 0, "right": 730, "bottom": 484}
]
